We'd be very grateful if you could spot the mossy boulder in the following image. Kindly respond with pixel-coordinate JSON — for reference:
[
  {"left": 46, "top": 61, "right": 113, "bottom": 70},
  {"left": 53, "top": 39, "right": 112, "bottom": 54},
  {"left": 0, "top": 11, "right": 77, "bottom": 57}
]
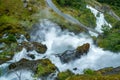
[
  {"left": 35, "top": 59, "right": 57, "bottom": 77},
  {"left": 76, "top": 43, "right": 90, "bottom": 54},
  {"left": 0, "top": 43, "right": 18, "bottom": 65},
  {"left": 17, "top": 41, "right": 47, "bottom": 53},
  {"left": 59, "top": 43, "right": 90, "bottom": 63},
  {"left": 8, "top": 58, "right": 57, "bottom": 78},
  {"left": 57, "top": 70, "right": 73, "bottom": 80}
]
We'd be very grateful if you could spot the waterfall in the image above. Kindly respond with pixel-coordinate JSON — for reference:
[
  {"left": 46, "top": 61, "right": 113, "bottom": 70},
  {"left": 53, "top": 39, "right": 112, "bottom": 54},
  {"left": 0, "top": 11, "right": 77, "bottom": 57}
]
[
  {"left": 30, "top": 19, "right": 120, "bottom": 74},
  {"left": 87, "top": 5, "right": 112, "bottom": 33},
  {"left": 0, "top": 6, "right": 120, "bottom": 80}
]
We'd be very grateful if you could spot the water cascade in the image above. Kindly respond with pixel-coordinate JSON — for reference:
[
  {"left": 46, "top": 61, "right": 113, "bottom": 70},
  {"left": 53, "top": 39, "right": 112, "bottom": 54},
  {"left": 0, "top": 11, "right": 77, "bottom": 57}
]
[{"left": 0, "top": 5, "right": 120, "bottom": 80}]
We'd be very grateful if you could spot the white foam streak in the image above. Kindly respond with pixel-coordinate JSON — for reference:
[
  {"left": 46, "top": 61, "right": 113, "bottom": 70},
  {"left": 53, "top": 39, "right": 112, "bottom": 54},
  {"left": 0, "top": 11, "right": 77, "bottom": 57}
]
[
  {"left": 31, "top": 19, "right": 120, "bottom": 74},
  {"left": 0, "top": 70, "right": 35, "bottom": 80},
  {"left": 0, "top": 19, "right": 120, "bottom": 79},
  {"left": 87, "top": 5, "right": 112, "bottom": 33}
]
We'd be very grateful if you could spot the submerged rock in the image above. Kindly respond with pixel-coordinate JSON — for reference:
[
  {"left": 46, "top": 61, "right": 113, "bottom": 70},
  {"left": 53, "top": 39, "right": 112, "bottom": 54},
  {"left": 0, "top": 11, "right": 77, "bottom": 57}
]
[{"left": 59, "top": 43, "right": 90, "bottom": 63}]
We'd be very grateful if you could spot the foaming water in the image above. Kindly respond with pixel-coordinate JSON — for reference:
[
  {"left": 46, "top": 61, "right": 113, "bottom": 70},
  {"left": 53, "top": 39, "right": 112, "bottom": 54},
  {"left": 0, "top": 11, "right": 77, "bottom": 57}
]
[
  {"left": 0, "top": 19, "right": 120, "bottom": 79},
  {"left": 87, "top": 5, "right": 112, "bottom": 33},
  {"left": 0, "top": 70, "right": 35, "bottom": 80},
  {"left": 30, "top": 19, "right": 120, "bottom": 74}
]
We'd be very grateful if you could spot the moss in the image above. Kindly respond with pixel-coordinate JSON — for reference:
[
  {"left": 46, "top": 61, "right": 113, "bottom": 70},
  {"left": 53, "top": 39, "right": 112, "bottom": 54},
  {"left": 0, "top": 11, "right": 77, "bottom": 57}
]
[
  {"left": 96, "top": 67, "right": 113, "bottom": 75},
  {"left": 57, "top": 70, "right": 74, "bottom": 80},
  {"left": 67, "top": 74, "right": 120, "bottom": 80},
  {"left": 35, "top": 59, "right": 56, "bottom": 77},
  {"left": 83, "top": 68, "right": 95, "bottom": 75},
  {"left": 0, "top": 0, "right": 42, "bottom": 38},
  {"left": 53, "top": 0, "right": 96, "bottom": 28},
  {"left": 0, "top": 43, "right": 18, "bottom": 64}
]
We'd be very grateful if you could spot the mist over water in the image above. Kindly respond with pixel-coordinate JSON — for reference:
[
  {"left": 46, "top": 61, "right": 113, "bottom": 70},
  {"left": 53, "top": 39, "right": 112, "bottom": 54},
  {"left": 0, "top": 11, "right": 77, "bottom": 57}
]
[
  {"left": 30, "top": 19, "right": 120, "bottom": 74},
  {"left": 0, "top": 5, "right": 120, "bottom": 80},
  {"left": 0, "top": 19, "right": 120, "bottom": 80}
]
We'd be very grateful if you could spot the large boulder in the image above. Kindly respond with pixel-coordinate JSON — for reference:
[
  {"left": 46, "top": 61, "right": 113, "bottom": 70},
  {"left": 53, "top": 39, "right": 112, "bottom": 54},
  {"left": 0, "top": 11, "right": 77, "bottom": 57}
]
[
  {"left": 17, "top": 41, "right": 47, "bottom": 53},
  {"left": 59, "top": 43, "right": 90, "bottom": 63},
  {"left": 75, "top": 43, "right": 90, "bottom": 56},
  {"left": 8, "top": 58, "right": 57, "bottom": 78}
]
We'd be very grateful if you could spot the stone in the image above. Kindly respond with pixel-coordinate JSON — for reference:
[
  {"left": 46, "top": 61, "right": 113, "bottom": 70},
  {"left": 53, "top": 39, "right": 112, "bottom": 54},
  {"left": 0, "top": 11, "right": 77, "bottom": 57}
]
[
  {"left": 17, "top": 41, "right": 47, "bottom": 54},
  {"left": 59, "top": 43, "right": 90, "bottom": 63},
  {"left": 27, "top": 54, "right": 35, "bottom": 59},
  {"left": 8, "top": 58, "right": 57, "bottom": 78}
]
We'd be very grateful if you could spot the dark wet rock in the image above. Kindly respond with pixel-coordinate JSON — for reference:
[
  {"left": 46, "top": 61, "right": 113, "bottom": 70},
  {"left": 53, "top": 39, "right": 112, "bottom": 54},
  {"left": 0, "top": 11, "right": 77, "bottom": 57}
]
[
  {"left": 0, "top": 58, "right": 11, "bottom": 65},
  {"left": 27, "top": 54, "right": 35, "bottom": 59},
  {"left": 59, "top": 43, "right": 90, "bottom": 63},
  {"left": 76, "top": 43, "right": 90, "bottom": 55},
  {"left": 8, "top": 58, "right": 57, "bottom": 78},
  {"left": 97, "top": 66, "right": 120, "bottom": 75},
  {"left": 17, "top": 41, "right": 47, "bottom": 53},
  {"left": 73, "top": 68, "right": 77, "bottom": 71},
  {"left": 57, "top": 70, "right": 74, "bottom": 80},
  {"left": 32, "top": 42, "right": 47, "bottom": 53}
]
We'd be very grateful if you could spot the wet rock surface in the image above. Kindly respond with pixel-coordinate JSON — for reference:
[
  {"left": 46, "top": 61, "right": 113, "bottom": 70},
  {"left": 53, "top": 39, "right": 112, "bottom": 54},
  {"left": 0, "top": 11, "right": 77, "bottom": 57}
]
[
  {"left": 17, "top": 41, "right": 47, "bottom": 53},
  {"left": 97, "top": 66, "right": 120, "bottom": 75},
  {"left": 59, "top": 43, "right": 90, "bottom": 63},
  {"left": 8, "top": 58, "right": 57, "bottom": 77}
]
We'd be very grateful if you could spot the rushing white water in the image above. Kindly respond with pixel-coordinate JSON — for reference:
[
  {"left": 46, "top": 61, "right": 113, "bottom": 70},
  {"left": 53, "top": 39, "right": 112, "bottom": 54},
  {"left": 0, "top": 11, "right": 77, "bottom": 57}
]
[
  {"left": 0, "top": 70, "right": 35, "bottom": 80},
  {"left": 30, "top": 19, "right": 120, "bottom": 74},
  {"left": 87, "top": 5, "right": 112, "bottom": 33},
  {"left": 0, "top": 6, "right": 120, "bottom": 79},
  {"left": 0, "top": 19, "right": 120, "bottom": 80}
]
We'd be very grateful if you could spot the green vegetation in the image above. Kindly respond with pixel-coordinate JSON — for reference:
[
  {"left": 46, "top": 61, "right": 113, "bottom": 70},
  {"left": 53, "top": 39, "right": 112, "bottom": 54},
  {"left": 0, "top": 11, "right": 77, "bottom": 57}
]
[
  {"left": 97, "top": 21, "right": 120, "bottom": 52},
  {"left": 83, "top": 68, "right": 95, "bottom": 75},
  {"left": 0, "top": 34, "right": 17, "bottom": 44},
  {"left": 53, "top": 0, "right": 96, "bottom": 28},
  {"left": 0, "top": 43, "right": 18, "bottom": 61},
  {"left": 97, "top": 0, "right": 120, "bottom": 17},
  {"left": 35, "top": 59, "right": 56, "bottom": 77},
  {"left": 57, "top": 70, "right": 73, "bottom": 80},
  {"left": 104, "top": 14, "right": 117, "bottom": 26},
  {"left": 0, "top": 0, "right": 41, "bottom": 38},
  {"left": 66, "top": 74, "right": 120, "bottom": 80},
  {"left": 56, "top": 68, "right": 120, "bottom": 80}
]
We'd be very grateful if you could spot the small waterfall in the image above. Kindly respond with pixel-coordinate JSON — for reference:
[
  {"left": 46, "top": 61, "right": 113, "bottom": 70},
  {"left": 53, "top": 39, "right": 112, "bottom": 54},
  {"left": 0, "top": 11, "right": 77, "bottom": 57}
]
[{"left": 87, "top": 5, "right": 112, "bottom": 33}]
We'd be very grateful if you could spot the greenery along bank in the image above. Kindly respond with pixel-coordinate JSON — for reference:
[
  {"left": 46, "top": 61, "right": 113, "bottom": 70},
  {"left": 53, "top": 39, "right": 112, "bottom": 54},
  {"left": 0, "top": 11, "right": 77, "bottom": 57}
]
[
  {"left": 53, "top": 0, "right": 120, "bottom": 52},
  {"left": 0, "top": 0, "right": 120, "bottom": 79},
  {"left": 0, "top": 0, "right": 43, "bottom": 64},
  {"left": 53, "top": 0, "right": 96, "bottom": 28}
]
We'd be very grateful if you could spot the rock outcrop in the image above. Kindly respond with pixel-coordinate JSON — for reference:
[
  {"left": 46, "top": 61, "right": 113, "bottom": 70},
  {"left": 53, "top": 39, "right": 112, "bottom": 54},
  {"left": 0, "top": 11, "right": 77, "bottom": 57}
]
[
  {"left": 96, "top": 66, "right": 120, "bottom": 75},
  {"left": 8, "top": 58, "right": 57, "bottom": 78},
  {"left": 59, "top": 43, "right": 90, "bottom": 63},
  {"left": 17, "top": 41, "right": 47, "bottom": 53}
]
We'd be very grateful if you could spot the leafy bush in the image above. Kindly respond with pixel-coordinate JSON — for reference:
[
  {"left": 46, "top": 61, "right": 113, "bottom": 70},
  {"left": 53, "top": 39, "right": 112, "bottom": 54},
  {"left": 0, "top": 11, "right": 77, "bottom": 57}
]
[{"left": 97, "top": 21, "right": 120, "bottom": 52}]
